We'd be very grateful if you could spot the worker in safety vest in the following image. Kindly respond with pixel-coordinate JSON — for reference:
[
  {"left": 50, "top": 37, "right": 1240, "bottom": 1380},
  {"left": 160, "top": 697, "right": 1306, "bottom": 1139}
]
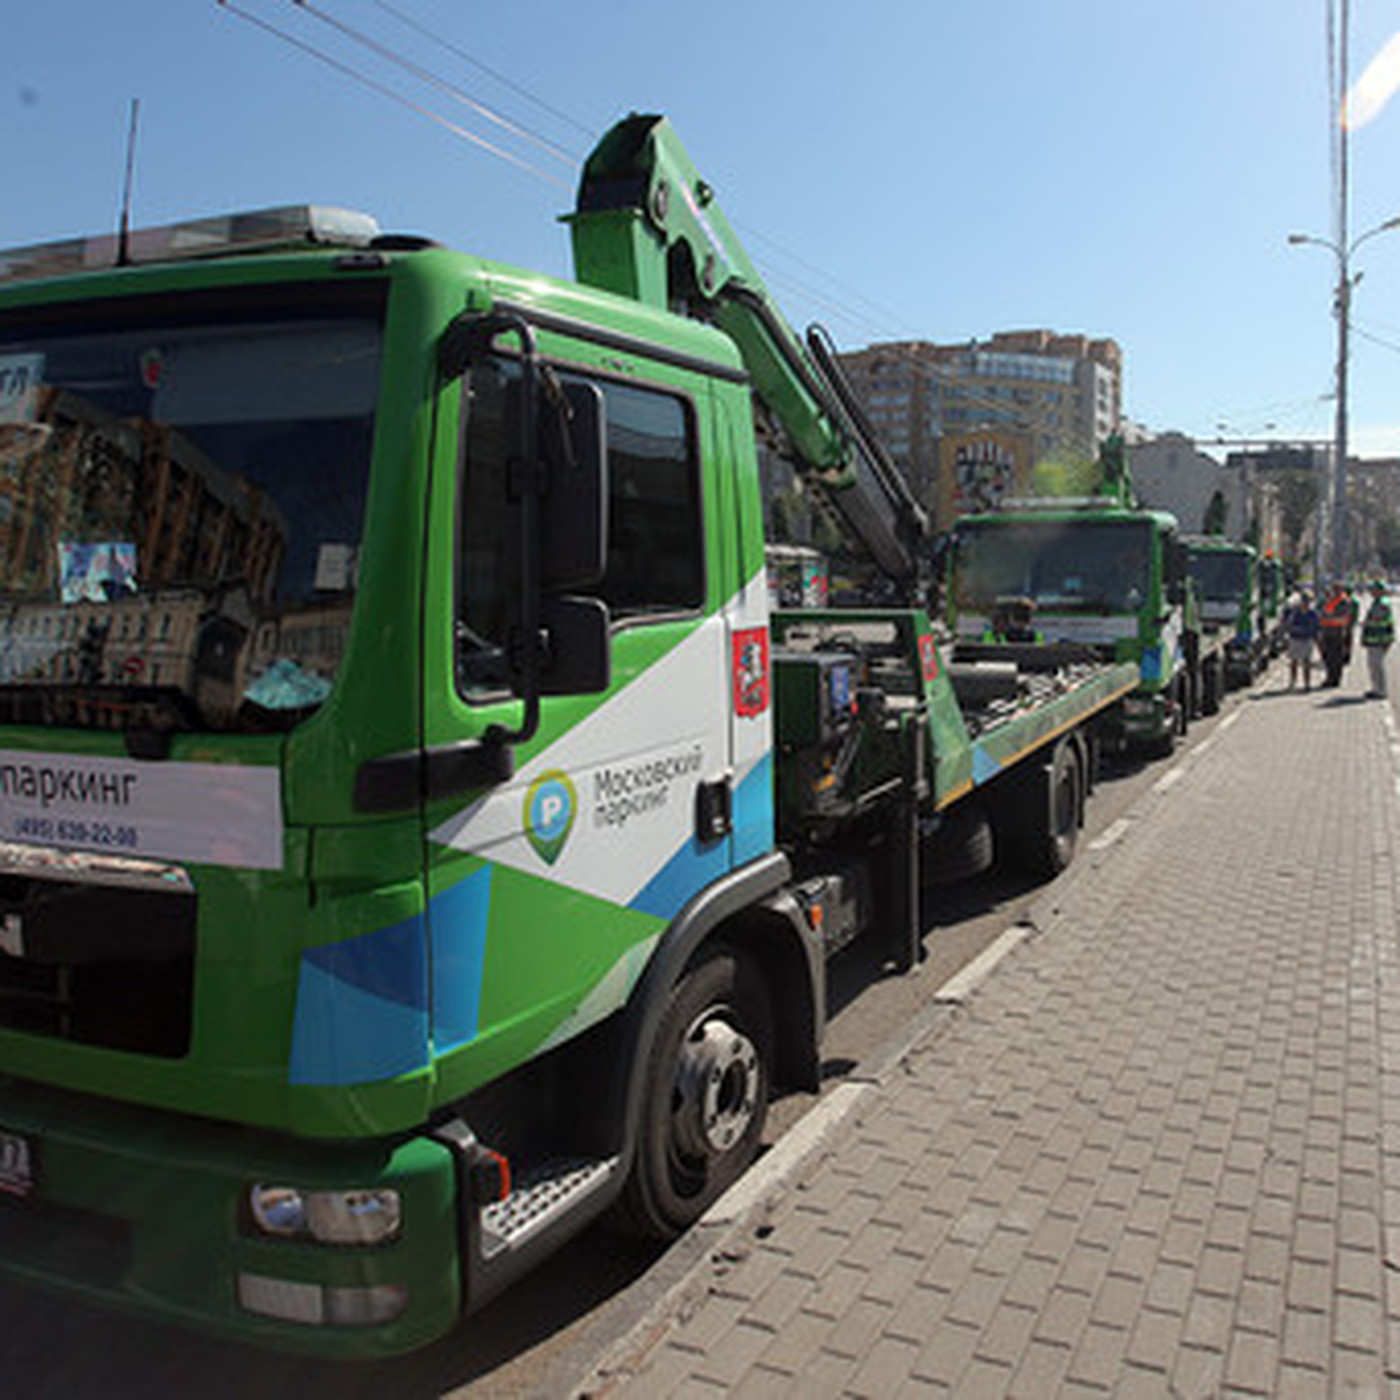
[
  {"left": 1361, "top": 581, "right": 1395, "bottom": 699},
  {"left": 982, "top": 596, "right": 1043, "bottom": 644},
  {"left": 1318, "top": 582, "right": 1352, "bottom": 687}
]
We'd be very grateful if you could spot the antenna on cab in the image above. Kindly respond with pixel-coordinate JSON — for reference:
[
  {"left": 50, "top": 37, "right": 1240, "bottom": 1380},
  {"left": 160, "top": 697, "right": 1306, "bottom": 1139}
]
[{"left": 116, "top": 99, "right": 141, "bottom": 267}]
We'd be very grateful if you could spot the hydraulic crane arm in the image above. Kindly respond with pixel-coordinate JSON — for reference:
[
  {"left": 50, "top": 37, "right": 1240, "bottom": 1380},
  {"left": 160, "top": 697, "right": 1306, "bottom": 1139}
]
[{"left": 567, "top": 113, "right": 928, "bottom": 592}]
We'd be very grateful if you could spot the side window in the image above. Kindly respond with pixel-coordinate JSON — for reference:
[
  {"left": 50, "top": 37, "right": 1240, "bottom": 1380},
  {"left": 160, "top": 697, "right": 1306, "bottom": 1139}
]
[
  {"left": 457, "top": 359, "right": 703, "bottom": 701},
  {"left": 591, "top": 377, "right": 703, "bottom": 618}
]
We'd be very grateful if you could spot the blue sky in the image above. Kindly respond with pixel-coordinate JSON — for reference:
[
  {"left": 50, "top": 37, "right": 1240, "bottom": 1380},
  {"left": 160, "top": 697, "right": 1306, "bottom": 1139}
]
[{"left": 7, "top": 2, "right": 1400, "bottom": 458}]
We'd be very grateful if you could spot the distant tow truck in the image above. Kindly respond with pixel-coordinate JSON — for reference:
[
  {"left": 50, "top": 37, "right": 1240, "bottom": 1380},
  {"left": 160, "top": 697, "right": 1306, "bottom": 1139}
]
[
  {"left": 948, "top": 472, "right": 1220, "bottom": 757},
  {"left": 1183, "top": 536, "right": 1265, "bottom": 689}
]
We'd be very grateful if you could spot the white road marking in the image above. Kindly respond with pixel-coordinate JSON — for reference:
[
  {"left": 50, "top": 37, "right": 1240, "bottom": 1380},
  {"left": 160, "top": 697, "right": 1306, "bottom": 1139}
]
[
  {"left": 933, "top": 924, "right": 1034, "bottom": 1004},
  {"left": 1088, "top": 817, "right": 1132, "bottom": 853},
  {"left": 1152, "top": 766, "right": 1186, "bottom": 795}
]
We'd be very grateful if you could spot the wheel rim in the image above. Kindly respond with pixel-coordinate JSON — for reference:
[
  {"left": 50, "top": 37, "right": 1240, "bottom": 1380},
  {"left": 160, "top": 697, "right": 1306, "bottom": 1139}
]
[{"left": 671, "top": 1011, "right": 761, "bottom": 1160}]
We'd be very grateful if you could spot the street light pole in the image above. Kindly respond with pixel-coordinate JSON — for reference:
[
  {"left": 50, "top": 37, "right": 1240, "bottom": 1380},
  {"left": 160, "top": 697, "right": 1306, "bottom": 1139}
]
[
  {"left": 1336, "top": 248, "right": 1350, "bottom": 577},
  {"left": 1288, "top": 216, "right": 1400, "bottom": 578}
]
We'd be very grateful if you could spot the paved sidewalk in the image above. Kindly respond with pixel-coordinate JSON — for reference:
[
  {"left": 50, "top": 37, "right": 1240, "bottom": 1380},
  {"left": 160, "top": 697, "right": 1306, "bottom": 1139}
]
[{"left": 569, "top": 662, "right": 1400, "bottom": 1398}]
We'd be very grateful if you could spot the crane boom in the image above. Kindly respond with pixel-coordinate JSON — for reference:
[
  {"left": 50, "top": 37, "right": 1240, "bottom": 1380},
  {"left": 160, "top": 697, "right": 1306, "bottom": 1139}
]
[{"left": 568, "top": 113, "right": 928, "bottom": 592}]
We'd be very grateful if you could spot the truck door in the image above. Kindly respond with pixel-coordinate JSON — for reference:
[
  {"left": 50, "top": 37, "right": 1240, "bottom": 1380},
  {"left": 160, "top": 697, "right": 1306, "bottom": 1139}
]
[{"left": 418, "top": 336, "right": 741, "bottom": 1072}]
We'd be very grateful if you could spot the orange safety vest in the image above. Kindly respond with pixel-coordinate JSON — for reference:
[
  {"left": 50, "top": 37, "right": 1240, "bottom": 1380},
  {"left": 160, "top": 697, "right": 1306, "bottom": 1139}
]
[{"left": 1319, "top": 593, "right": 1351, "bottom": 630}]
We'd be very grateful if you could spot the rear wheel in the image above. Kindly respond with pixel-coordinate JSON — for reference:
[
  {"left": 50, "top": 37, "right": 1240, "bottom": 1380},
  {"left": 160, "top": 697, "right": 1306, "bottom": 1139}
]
[
  {"left": 922, "top": 802, "right": 995, "bottom": 885},
  {"left": 617, "top": 947, "right": 773, "bottom": 1239},
  {"left": 998, "top": 738, "right": 1081, "bottom": 879}
]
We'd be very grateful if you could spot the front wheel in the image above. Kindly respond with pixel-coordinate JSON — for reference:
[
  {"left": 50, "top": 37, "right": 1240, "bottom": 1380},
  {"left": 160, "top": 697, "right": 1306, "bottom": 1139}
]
[
  {"left": 1201, "top": 659, "right": 1222, "bottom": 715},
  {"left": 617, "top": 947, "right": 773, "bottom": 1239}
]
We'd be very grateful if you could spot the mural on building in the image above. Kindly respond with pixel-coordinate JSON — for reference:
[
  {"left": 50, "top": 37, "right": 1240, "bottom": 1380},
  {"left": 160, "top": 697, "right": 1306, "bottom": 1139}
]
[{"left": 938, "top": 432, "right": 1033, "bottom": 523}]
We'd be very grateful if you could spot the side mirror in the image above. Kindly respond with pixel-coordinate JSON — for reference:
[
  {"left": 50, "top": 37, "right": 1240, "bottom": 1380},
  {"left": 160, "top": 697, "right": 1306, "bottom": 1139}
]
[
  {"left": 539, "top": 596, "right": 610, "bottom": 695},
  {"left": 540, "top": 379, "right": 608, "bottom": 593},
  {"left": 1164, "top": 537, "right": 1187, "bottom": 605}
]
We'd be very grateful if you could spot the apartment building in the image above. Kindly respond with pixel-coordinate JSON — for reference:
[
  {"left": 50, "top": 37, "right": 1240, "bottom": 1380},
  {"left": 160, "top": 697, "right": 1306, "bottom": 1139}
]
[{"left": 840, "top": 330, "right": 1123, "bottom": 527}]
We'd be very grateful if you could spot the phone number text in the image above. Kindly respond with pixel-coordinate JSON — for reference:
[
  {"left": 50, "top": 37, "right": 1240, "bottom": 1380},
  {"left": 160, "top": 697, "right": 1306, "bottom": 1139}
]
[{"left": 13, "top": 815, "right": 140, "bottom": 849}]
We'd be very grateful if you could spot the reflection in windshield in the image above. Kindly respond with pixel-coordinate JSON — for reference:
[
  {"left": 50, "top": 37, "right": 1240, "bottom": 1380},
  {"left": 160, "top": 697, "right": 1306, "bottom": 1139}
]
[
  {"left": 0, "top": 294, "right": 382, "bottom": 734},
  {"left": 953, "top": 519, "right": 1152, "bottom": 614}
]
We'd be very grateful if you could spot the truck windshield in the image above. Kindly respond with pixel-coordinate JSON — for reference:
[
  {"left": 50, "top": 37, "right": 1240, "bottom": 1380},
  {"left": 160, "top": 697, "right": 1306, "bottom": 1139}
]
[
  {"left": 953, "top": 518, "right": 1152, "bottom": 614},
  {"left": 0, "top": 286, "right": 382, "bottom": 734},
  {"left": 1188, "top": 552, "right": 1249, "bottom": 603}
]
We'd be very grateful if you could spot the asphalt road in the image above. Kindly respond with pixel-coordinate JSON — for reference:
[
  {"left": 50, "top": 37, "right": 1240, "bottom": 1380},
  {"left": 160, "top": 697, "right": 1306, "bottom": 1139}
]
[{"left": 0, "top": 679, "right": 1257, "bottom": 1399}]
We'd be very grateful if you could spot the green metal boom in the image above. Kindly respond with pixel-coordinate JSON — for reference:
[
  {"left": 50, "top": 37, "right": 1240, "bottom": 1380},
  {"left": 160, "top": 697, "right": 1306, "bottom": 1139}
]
[{"left": 568, "top": 114, "right": 928, "bottom": 590}]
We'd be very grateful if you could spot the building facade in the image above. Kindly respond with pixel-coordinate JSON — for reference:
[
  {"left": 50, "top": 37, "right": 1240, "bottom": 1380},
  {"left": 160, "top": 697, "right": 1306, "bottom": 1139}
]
[
  {"left": 1344, "top": 457, "right": 1400, "bottom": 572},
  {"left": 839, "top": 330, "right": 1123, "bottom": 528}
]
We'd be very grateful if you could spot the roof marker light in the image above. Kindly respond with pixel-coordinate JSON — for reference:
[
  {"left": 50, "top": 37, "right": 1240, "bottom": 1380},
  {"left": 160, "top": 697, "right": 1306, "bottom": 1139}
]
[{"left": 0, "top": 206, "right": 382, "bottom": 285}]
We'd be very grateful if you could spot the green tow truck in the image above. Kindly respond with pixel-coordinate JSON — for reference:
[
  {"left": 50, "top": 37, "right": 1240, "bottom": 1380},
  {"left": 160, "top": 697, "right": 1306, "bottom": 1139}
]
[
  {"left": 1183, "top": 536, "right": 1265, "bottom": 689},
  {"left": 947, "top": 453, "right": 1224, "bottom": 755},
  {"left": 0, "top": 115, "right": 1134, "bottom": 1356}
]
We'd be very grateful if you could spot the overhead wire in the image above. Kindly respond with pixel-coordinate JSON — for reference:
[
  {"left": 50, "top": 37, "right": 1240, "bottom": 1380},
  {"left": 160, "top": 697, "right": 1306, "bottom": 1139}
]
[
  {"left": 372, "top": 0, "right": 596, "bottom": 142},
  {"left": 215, "top": 0, "right": 1109, "bottom": 469},
  {"left": 288, "top": 0, "right": 578, "bottom": 170},
  {"left": 738, "top": 222, "right": 924, "bottom": 341},
  {"left": 214, "top": 0, "right": 573, "bottom": 190},
  {"left": 1351, "top": 322, "right": 1400, "bottom": 356}
]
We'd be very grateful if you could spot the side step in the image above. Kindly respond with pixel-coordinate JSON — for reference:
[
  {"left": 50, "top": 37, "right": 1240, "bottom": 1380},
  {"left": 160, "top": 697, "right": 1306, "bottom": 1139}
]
[
  {"left": 479, "top": 1156, "right": 620, "bottom": 1260},
  {"left": 434, "top": 1117, "right": 625, "bottom": 1314}
]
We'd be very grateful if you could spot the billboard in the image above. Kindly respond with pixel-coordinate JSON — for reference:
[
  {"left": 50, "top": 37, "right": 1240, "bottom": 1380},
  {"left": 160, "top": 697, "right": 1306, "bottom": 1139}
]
[{"left": 937, "top": 431, "right": 1035, "bottom": 522}]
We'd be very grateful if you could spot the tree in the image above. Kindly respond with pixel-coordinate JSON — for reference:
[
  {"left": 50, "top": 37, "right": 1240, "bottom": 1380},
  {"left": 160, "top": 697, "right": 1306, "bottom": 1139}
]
[
  {"left": 1276, "top": 470, "right": 1321, "bottom": 560},
  {"left": 1376, "top": 515, "right": 1400, "bottom": 570},
  {"left": 1202, "top": 490, "right": 1228, "bottom": 536}
]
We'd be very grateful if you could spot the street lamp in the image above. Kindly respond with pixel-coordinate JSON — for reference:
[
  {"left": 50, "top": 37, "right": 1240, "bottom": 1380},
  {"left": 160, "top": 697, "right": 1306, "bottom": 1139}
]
[{"left": 1288, "top": 214, "right": 1400, "bottom": 577}]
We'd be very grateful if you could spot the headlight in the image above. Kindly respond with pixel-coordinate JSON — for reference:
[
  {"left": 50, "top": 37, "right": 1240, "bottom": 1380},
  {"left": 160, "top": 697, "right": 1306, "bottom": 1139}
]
[{"left": 249, "top": 1185, "right": 402, "bottom": 1246}]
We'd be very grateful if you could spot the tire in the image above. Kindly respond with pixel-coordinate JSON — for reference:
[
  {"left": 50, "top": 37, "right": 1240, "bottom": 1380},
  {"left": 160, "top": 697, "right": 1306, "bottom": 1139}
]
[
  {"left": 616, "top": 947, "right": 773, "bottom": 1239},
  {"left": 922, "top": 802, "right": 995, "bottom": 885},
  {"left": 1143, "top": 729, "right": 1175, "bottom": 760},
  {"left": 998, "top": 738, "right": 1081, "bottom": 879},
  {"left": 1201, "top": 660, "right": 1222, "bottom": 716}
]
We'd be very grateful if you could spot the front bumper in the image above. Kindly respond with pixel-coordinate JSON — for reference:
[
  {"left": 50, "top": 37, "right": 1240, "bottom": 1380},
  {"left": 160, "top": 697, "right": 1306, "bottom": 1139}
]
[
  {"left": 1118, "top": 689, "right": 1170, "bottom": 743},
  {"left": 0, "top": 1076, "right": 460, "bottom": 1358},
  {"left": 1226, "top": 644, "right": 1256, "bottom": 686}
]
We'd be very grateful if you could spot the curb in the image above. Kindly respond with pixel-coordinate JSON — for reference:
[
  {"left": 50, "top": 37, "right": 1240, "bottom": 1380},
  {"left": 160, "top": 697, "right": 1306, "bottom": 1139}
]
[{"left": 548, "top": 925, "right": 1037, "bottom": 1399}]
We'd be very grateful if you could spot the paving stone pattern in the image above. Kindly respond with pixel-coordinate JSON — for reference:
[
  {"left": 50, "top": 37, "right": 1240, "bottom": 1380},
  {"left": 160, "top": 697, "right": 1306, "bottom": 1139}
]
[{"left": 583, "top": 672, "right": 1400, "bottom": 1397}]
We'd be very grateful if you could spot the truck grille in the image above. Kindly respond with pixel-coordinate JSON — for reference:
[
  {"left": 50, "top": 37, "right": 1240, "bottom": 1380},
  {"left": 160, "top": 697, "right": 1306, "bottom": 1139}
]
[
  {"left": 0, "top": 852, "right": 196, "bottom": 1058},
  {"left": 0, "top": 1193, "right": 131, "bottom": 1289}
]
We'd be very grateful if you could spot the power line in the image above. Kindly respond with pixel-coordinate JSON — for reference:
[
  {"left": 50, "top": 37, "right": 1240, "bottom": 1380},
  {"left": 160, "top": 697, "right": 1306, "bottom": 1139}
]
[
  {"left": 215, "top": 0, "right": 572, "bottom": 190},
  {"left": 737, "top": 222, "right": 923, "bottom": 342},
  {"left": 289, "top": 0, "right": 577, "bottom": 170},
  {"left": 216, "top": 1, "right": 1110, "bottom": 467},
  {"left": 372, "top": 0, "right": 595, "bottom": 142},
  {"left": 1351, "top": 321, "right": 1400, "bottom": 356},
  {"left": 223, "top": 2, "right": 971, "bottom": 387},
  {"left": 754, "top": 259, "right": 898, "bottom": 346}
]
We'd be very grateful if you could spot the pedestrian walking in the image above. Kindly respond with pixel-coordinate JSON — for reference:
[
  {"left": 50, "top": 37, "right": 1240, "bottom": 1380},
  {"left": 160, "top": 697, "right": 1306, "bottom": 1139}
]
[
  {"left": 1361, "top": 580, "right": 1394, "bottom": 698},
  {"left": 1285, "top": 589, "right": 1320, "bottom": 691},
  {"left": 1318, "top": 581, "right": 1351, "bottom": 687}
]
